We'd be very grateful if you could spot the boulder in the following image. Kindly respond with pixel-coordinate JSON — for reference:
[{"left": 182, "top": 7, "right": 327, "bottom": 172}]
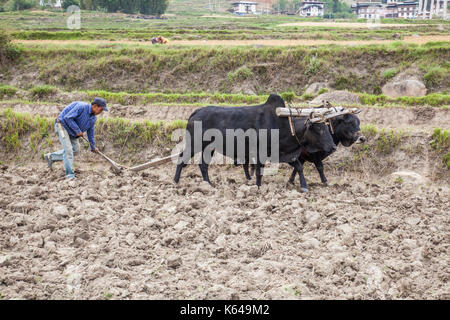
[
  {"left": 391, "top": 171, "right": 426, "bottom": 185},
  {"left": 382, "top": 79, "right": 426, "bottom": 98},
  {"left": 304, "top": 82, "right": 329, "bottom": 95},
  {"left": 310, "top": 90, "right": 360, "bottom": 105}
]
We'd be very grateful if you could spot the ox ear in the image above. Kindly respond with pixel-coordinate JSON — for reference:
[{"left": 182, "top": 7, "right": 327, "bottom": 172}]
[
  {"left": 305, "top": 118, "right": 312, "bottom": 129},
  {"left": 334, "top": 115, "right": 344, "bottom": 123}
]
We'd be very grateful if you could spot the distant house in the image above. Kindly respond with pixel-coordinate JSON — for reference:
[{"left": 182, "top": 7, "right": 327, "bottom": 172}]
[
  {"left": 297, "top": 1, "right": 325, "bottom": 17},
  {"left": 232, "top": 1, "right": 259, "bottom": 15},
  {"left": 397, "top": 1, "right": 419, "bottom": 18},
  {"left": 351, "top": 1, "right": 419, "bottom": 19},
  {"left": 39, "top": 0, "right": 62, "bottom": 8},
  {"left": 352, "top": 2, "right": 383, "bottom": 18}
]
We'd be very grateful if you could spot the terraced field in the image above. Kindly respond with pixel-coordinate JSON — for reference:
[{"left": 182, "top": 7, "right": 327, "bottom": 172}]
[{"left": 0, "top": 8, "right": 448, "bottom": 300}]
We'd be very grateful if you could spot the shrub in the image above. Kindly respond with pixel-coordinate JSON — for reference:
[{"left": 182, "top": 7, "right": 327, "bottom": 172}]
[
  {"left": 0, "top": 85, "right": 17, "bottom": 98},
  {"left": 62, "top": 0, "right": 80, "bottom": 10},
  {"left": 424, "top": 66, "right": 445, "bottom": 89},
  {"left": 280, "top": 91, "right": 296, "bottom": 103},
  {"left": 383, "top": 68, "right": 398, "bottom": 81},
  {"left": 227, "top": 66, "right": 254, "bottom": 82},
  {"left": 30, "top": 85, "right": 58, "bottom": 99},
  {"left": 5, "top": 0, "right": 37, "bottom": 11},
  {"left": 305, "top": 55, "right": 322, "bottom": 76},
  {"left": 0, "top": 31, "right": 21, "bottom": 66}
]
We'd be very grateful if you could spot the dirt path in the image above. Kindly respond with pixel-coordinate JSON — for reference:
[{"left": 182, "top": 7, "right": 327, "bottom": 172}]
[
  {"left": 0, "top": 161, "right": 448, "bottom": 299},
  {"left": 1, "top": 103, "right": 449, "bottom": 132},
  {"left": 14, "top": 35, "right": 450, "bottom": 47}
]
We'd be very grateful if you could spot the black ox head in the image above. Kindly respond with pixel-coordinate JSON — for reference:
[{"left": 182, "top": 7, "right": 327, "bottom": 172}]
[
  {"left": 302, "top": 120, "right": 337, "bottom": 154},
  {"left": 332, "top": 113, "right": 366, "bottom": 147}
]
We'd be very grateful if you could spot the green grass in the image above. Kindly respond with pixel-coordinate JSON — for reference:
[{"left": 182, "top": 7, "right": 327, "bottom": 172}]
[
  {"left": 227, "top": 66, "right": 254, "bottom": 82},
  {"left": 424, "top": 66, "right": 447, "bottom": 89},
  {"left": 359, "top": 93, "right": 450, "bottom": 107},
  {"left": 1, "top": 86, "right": 448, "bottom": 108},
  {"left": 382, "top": 68, "right": 399, "bottom": 81},
  {"left": 0, "top": 84, "right": 17, "bottom": 97},
  {"left": 0, "top": 108, "right": 186, "bottom": 158},
  {"left": 29, "top": 85, "right": 58, "bottom": 99},
  {"left": 0, "top": 108, "right": 52, "bottom": 151},
  {"left": 2, "top": 41, "right": 447, "bottom": 95},
  {"left": 431, "top": 128, "right": 450, "bottom": 169}
]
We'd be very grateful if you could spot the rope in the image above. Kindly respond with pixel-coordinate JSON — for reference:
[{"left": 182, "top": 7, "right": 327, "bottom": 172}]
[{"left": 287, "top": 104, "right": 303, "bottom": 146}]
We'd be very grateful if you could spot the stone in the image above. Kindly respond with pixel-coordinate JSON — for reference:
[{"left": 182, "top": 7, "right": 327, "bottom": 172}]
[
  {"left": 337, "top": 223, "right": 353, "bottom": 235},
  {"left": 305, "top": 211, "right": 321, "bottom": 225},
  {"left": 0, "top": 255, "right": 11, "bottom": 267},
  {"left": 382, "top": 79, "right": 426, "bottom": 98},
  {"left": 304, "top": 82, "right": 329, "bottom": 95},
  {"left": 391, "top": 171, "right": 426, "bottom": 185},
  {"left": 174, "top": 220, "right": 189, "bottom": 231},
  {"left": 310, "top": 90, "right": 360, "bottom": 105},
  {"left": 167, "top": 255, "right": 182, "bottom": 269},
  {"left": 303, "top": 237, "right": 320, "bottom": 249},
  {"left": 53, "top": 205, "right": 69, "bottom": 218}
]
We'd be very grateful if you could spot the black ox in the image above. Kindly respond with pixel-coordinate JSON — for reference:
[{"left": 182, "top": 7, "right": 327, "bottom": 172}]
[
  {"left": 174, "top": 94, "right": 336, "bottom": 191},
  {"left": 244, "top": 112, "right": 365, "bottom": 185}
]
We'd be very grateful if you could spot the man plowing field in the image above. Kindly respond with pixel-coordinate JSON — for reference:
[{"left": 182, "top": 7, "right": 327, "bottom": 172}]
[{"left": 44, "top": 98, "right": 108, "bottom": 179}]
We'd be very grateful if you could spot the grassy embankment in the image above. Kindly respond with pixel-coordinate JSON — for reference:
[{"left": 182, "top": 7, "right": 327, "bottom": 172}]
[{"left": 2, "top": 41, "right": 449, "bottom": 96}]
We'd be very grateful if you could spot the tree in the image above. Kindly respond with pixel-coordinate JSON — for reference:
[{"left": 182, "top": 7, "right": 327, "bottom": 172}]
[
  {"left": 139, "top": 0, "right": 168, "bottom": 16},
  {"left": 62, "top": 0, "right": 80, "bottom": 10},
  {"left": 119, "top": 0, "right": 138, "bottom": 14},
  {"left": 5, "top": 0, "right": 37, "bottom": 11}
]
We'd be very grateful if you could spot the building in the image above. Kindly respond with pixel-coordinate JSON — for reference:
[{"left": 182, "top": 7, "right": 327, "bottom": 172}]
[
  {"left": 39, "top": 0, "right": 62, "bottom": 7},
  {"left": 397, "top": 1, "right": 419, "bottom": 18},
  {"left": 231, "top": 1, "right": 259, "bottom": 14},
  {"left": 297, "top": 1, "right": 325, "bottom": 16},
  {"left": 416, "top": 0, "right": 448, "bottom": 18},
  {"left": 351, "top": 1, "right": 419, "bottom": 19},
  {"left": 352, "top": 2, "right": 383, "bottom": 18}
]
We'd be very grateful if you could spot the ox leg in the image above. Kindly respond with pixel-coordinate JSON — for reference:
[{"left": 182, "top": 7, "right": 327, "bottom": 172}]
[
  {"left": 314, "top": 159, "right": 327, "bottom": 185},
  {"left": 174, "top": 150, "right": 190, "bottom": 183},
  {"left": 255, "top": 163, "right": 263, "bottom": 188},
  {"left": 288, "top": 159, "right": 304, "bottom": 184},
  {"left": 199, "top": 150, "right": 214, "bottom": 185},
  {"left": 294, "top": 159, "right": 308, "bottom": 193},
  {"left": 288, "top": 163, "right": 298, "bottom": 184},
  {"left": 199, "top": 163, "right": 211, "bottom": 184},
  {"left": 243, "top": 160, "right": 252, "bottom": 180}
]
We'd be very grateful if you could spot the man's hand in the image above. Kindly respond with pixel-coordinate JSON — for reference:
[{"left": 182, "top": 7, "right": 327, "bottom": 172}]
[
  {"left": 76, "top": 132, "right": 84, "bottom": 137},
  {"left": 91, "top": 148, "right": 99, "bottom": 153}
]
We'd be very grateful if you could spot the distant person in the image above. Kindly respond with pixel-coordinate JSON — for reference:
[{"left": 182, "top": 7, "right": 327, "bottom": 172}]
[
  {"left": 152, "top": 36, "right": 168, "bottom": 44},
  {"left": 158, "top": 36, "right": 168, "bottom": 44},
  {"left": 44, "top": 98, "right": 108, "bottom": 179}
]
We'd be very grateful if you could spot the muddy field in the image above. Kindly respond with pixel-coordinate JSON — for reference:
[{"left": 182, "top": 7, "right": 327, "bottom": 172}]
[
  {"left": 0, "top": 159, "right": 448, "bottom": 300},
  {"left": 0, "top": 102, "right": 448, "bottom": 300}
]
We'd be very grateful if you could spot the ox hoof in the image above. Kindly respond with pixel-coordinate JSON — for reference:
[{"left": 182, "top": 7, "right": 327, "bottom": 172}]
[{"left": 301, "top": 188, "right": 308, "bottom": 193}]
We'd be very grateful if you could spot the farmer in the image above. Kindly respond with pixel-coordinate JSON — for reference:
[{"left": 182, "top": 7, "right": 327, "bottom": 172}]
[
  {"left": 151, "top": 36, "right": 168, "bottom": 44},
  {"left": 44, "top": 98, "right": 108, "bottom": 179}
]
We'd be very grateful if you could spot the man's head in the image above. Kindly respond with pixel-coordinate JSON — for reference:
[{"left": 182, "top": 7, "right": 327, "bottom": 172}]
[{"left": 91, "top": 97, "right": 108, "bottom": 115}]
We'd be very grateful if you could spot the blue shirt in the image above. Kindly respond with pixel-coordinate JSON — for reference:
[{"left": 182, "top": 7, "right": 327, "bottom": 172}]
[{"left": 57, "top": 101, "right": 97, "bottom": 150}]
